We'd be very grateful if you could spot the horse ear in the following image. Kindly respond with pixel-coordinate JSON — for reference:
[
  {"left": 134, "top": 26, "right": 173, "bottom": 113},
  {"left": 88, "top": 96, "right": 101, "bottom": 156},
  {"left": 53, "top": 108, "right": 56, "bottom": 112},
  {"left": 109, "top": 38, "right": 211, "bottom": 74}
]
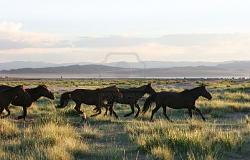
[{"left": 199, "top": 83, "right": 207, "bottom": 88}]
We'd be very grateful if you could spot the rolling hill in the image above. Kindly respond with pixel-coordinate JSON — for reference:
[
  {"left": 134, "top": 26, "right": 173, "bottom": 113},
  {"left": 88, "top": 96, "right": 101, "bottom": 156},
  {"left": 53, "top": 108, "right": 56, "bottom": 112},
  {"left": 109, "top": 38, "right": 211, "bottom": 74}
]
[{"left": 1, "top": 61, "right": 250, "bottom": 78}]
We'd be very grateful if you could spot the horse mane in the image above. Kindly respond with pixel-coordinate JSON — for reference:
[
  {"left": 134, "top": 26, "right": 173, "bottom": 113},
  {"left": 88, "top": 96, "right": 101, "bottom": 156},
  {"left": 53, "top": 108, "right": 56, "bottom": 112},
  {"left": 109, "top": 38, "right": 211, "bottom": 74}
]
[
  {"left": 97, "top": 85, "right": 117, "bottom": 91},
  {"left": 180, "top": 86, "right": 203, "bottom": 94},
  {"left": 38, "top": 84, "right": 47, "bottom": 88},
  {"left": 0, "top": 85, "right": 24, "bottom": 95},
  {"left": 181, "top": 89, "right": 190, "bottom": 93},
  {"left": 126, "top": 84, "right": 148, "bottom": 91}
]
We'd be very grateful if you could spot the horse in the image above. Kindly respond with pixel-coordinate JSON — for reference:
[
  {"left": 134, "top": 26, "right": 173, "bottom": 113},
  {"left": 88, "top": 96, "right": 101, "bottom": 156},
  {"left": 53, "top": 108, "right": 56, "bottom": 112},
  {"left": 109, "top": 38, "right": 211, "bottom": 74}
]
[
  {"left": 105, "top": 83, "right": 156, "bottom": 118},
  {"left": 0, "top": 85, "right": 27, "bottom": 118},
  {"left": 0, "top": 85, "right": 55, "bottom": 120},
  {"left": 142, "top": 86, "right": 212, "bottom": 121},
  {"left": 57, "top": 85, "right": 122, "bottom": 118}
]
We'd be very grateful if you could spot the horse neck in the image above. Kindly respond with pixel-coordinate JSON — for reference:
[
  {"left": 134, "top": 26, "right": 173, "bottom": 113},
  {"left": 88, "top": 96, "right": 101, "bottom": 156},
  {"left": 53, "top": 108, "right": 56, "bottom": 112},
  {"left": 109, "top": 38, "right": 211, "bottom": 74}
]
[
  {"left": 132, "top": 86, "right": 148, "bottom": 95},
  {"left": 26, "top": 88, "right": 43, "bottom": 102},
  {"left": 184, "top": 88, "right": 202, "bottom": 100}
]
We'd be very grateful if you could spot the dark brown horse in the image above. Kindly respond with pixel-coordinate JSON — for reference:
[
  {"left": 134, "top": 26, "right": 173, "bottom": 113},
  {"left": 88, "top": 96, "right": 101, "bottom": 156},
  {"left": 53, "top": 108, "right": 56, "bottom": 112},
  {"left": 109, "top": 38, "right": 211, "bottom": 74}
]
[
  {"left": 57, "top": 85, "right": 122, "bottom": 118},
  {"left": 0, "top": 85, "right": 54, "bottom": 119},
  {"left": 103, "top": 83, "right": 156, "bottom": 118},
  {"left": 142, "top": 86, "right": 212, "bottom": 121},
  {"left": 0, "top": 85, "right": 27, "bottom": 118}
]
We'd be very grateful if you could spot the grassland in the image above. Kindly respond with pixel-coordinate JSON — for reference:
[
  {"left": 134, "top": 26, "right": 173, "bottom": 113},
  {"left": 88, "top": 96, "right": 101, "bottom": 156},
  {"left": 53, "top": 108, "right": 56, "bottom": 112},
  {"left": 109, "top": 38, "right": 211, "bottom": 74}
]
[{"left": 0, "top": 78, "right": 250, "bottom": 160}]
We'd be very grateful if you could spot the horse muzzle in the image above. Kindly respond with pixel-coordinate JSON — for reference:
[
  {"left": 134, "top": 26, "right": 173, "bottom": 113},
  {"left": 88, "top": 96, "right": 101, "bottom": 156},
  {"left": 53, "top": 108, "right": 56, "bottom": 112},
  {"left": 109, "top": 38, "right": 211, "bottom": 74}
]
[{"left": 49, "top": 92, "right": 55, "bottom": 100}]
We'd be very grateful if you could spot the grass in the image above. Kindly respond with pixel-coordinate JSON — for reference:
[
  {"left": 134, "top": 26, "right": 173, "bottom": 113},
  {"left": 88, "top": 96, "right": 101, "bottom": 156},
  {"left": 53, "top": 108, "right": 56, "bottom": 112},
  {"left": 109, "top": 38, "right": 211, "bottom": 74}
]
[
  {"left": 126, "top": 120, "right": 248, "bottom": 160},
  {"left": 0, "top": 79, "right": 250, "bottom": 160}
]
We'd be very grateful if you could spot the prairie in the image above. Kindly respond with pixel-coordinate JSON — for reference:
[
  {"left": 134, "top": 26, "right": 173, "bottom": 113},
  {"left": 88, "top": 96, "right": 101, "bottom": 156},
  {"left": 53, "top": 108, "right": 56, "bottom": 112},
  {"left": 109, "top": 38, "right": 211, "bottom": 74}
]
[{"left": 0, "top": 78, "right": 250, "bottom": 160}]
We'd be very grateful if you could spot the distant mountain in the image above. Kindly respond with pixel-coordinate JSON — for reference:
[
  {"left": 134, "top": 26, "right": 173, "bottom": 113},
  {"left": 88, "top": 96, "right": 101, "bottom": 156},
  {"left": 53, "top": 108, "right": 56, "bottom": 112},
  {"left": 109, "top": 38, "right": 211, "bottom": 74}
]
[
  {"left": 2, "top": 60, "right": 249, "bottom": 71},
  {"left": 0, "top": 61, "right": 91, "bottom": 70},
  {"left": 0, "top": 61, "right": 58, "bottom": 70},
  {"left": 104, "top": 61, "right": 219, "bottom": 68},
  {"left": 0, "top": 65, "right": 126, "bottom": 74},
  {"left": 1, "top": 62, "right": 250, "bottom": 78},
  {"left": 216, "top": 61, "right": 250, "bottom": 71}
]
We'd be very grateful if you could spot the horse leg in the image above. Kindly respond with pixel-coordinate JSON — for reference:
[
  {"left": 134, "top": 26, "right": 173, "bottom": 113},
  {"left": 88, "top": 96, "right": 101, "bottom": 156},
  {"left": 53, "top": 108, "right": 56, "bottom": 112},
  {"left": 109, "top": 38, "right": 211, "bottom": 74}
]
[
  {"left": 90, "top": 107, "right": 102, "bottom": 117},
  {"left": 93, "top": 107, "right": 99, "bottom": 112},
  {"left": 109, "top": 106, "right": 119, "bottom": 119},
  {"left": 124, "top": 104, "right": 135, "bottom": 117},
  {"left": 74, "top": 103, "right": 83, "bottom": 114},
  {"left": 0, "top": 107, "right": 4, "bottom": 114},
  {"left": 109, "top": 105, "right": 113, "bottom": 116},
  {"left": 0, "top": 107, "right": 6, "bottom": 118},
  {"left": 150, "top": 105, "right": 161, "bottom": 121},
  {"left": 134, "top": 104, "right": 140, "bottom": 118},
  {"left": 5, "top": 107, "right": 11, "bottom": 116},
  {"left": 162, "top": 106, "right": 172, "bottom": 122},
  {"left": 193, "top": 106, "right": 206, "bottom": 121},
  {"left": 17, "top": 107, "right": 27, "bottom": 120},
  {"left": 188, "top": 108, "right": 193, "bottom": 118},
  {"left": 104, "top": 106, "right": 109, "bottom": 116}
]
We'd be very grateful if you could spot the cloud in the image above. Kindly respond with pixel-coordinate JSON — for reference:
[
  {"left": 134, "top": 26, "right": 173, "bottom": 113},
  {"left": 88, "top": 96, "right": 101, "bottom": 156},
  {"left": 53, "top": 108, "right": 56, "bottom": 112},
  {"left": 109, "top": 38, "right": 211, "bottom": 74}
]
[
  {"left": 0, "top": 21, "right": 22, "bottom": 31},
  {"left": 0, "top": 21, "right": 66, "bottom": 49},
  {"left": 0, "top": 22, "right": 250, "bottom": 62}
]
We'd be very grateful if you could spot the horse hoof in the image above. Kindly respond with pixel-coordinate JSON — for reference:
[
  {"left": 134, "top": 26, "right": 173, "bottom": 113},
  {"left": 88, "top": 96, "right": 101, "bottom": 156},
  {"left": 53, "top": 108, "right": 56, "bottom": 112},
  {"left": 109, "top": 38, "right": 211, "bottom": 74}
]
[
  {"left": 90, "top": 114, "right": 98, "bottom": 117},
  {"left": 134, "top": 115, "right": 139, "bottom": 118},
  {"left": 24, "top": 119, "right": 34, "bottom": 122},
  {"left": 16, "top": 116, "right": 25, "bottom": 120},
  {"left": 0, "top": 116, "right": 6, "bottom": 119}
]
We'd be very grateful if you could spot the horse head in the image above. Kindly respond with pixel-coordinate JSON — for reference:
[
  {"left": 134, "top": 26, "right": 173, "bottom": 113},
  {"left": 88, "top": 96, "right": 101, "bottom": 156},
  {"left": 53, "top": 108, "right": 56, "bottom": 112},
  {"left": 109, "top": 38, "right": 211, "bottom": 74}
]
[
  {"left": 38, "top": 85, "right": 55, "bottom": 100},
  {"left": 199, "top": 85, "right": 212, "bottom": 100},
  {"left": 144, "top": 83, "right": 156, "bottom": 95},
  {"left": 110, "top": 85, "right": 123, "bottom": 99}
]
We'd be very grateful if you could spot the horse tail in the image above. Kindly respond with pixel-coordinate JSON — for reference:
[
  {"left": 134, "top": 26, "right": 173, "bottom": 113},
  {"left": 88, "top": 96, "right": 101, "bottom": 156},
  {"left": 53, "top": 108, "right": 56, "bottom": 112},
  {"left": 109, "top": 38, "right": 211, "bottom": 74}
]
[
  {"left": 142, "top": 93, "right": 157, "bottom": 113},
  {"left": 57, "top": 92, "right": 72, "bottom": 108}
]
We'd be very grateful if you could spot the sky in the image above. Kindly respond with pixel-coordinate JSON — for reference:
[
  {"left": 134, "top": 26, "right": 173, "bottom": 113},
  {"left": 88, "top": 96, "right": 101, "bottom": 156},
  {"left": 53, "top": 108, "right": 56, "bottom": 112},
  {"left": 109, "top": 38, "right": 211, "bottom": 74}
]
[{"left": 0, "top": 0, "right": 250, "bottom": 63}]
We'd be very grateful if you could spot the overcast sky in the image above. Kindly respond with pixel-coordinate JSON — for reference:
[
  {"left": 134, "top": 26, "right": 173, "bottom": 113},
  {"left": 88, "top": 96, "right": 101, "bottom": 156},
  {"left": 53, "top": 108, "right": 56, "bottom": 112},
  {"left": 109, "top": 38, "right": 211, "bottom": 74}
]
[{"left": 0, "top": 0, "right": 250, "bottom": 63}]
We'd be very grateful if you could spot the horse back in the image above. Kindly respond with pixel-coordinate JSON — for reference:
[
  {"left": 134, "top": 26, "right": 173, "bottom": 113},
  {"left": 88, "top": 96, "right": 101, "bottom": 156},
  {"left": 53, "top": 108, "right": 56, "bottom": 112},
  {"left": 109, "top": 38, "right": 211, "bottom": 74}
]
[
  {"left": 117, "top": 88, "right": 145, "bottom": 103},
  {"left": 71, "top": 89, "right": 99, "bottom": 105},
  {"left": 0, "top": 85, "right": 32, "bottom": 106},
  {"left": 157, "top": 92, "right": 196, "bottom": 108},
  {"left": 0, "top": 85, "right": 13, "bottom": 92}
]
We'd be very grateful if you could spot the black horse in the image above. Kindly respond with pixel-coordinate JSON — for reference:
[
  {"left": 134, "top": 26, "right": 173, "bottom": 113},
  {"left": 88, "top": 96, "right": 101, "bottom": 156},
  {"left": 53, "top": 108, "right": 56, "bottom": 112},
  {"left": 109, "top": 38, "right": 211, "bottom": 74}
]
[
  {"left": 0, "top": 85, "right": 27, "bottom": 118},
  {"left": 0, "top": 85, "right": 54, "bottom": 120},
  {"left": 57, "top": 85, "right": 122, "bottom": 118},
  {"left": 95, "top": 83, "right": 156, "bottom": 118},
  {"left": 142, "top": 86, "right": 212, "bottom": 121}
]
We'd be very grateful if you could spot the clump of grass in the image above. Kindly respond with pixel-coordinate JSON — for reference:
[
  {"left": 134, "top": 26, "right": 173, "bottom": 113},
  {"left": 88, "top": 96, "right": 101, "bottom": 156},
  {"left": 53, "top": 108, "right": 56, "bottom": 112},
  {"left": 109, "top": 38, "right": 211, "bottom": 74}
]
[
  {"left": 126, "top": 120, "right": 244, "bottom": 160},
  {"left": 151, "top": 146, "right": 174, "bottom": 160},
  {"left": 0, "top": 120, "right": 19, "bottom": 139},
  {"left": 80, "top": 125, "right": 102, "bottom": 139},
  {"left": 0, "top": 122, "right": 89, "bottom": 160},
  {"left": 198, "top": 99, "right": 250, "bottom": 114}
]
